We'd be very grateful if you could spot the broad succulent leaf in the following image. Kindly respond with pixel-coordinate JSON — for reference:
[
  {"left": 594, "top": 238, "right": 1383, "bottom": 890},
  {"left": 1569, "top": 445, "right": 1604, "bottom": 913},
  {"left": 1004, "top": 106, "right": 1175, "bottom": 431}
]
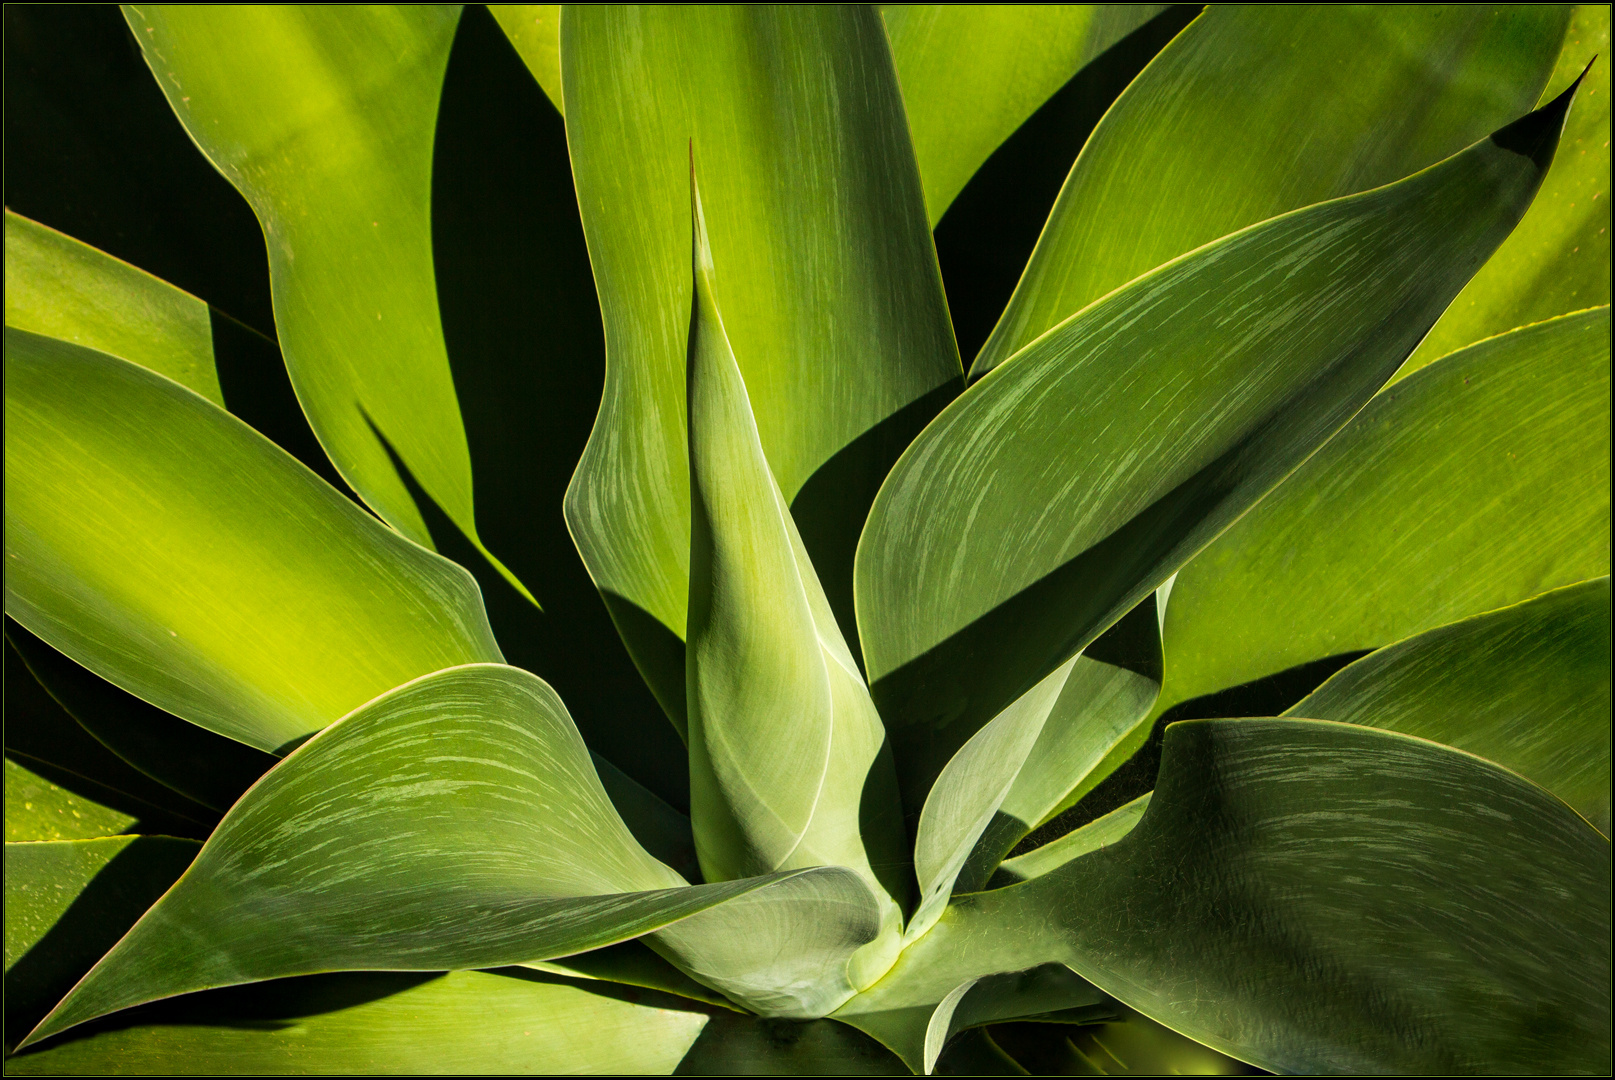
[
  {"left": 121, "top": 6, "right": 531, "bottom": 602},
  {"left": 1162, "top": 305, "right": 1611, "bottom": 717},
  {"left": 3, "top": 761, "right": 140, "bottom": 846},
  {"left": 18, "top": 664, "right": 868, "bottom": 1045},
  {"left": 857, "top": 90, "right": 1576, "bottom": 809},
  {"left": 682, "top": 177, "right": 906, "bottom": 994},
  {"left": 4, "top": 837, "right": 197, "bottom": 1053},
  {"left": 4, "top": 331, "right": 503, "bottom": 754},
  {"left": 10, "top": 970, "right": 712, "bottom": 1074},
  {"left": 973, "top": 4, "right": 1571, "bottom": 375},
  {"left": 4, "top": 210, "right": 221, "bottom": 407},
  {"left": 1286, "top": 577, "right": 1612, "bottom": 832},
  {"left": 1403, "top": 5, "right": 1611, "bottom": 374},
  {"left": 881, "top": 4, "right": 1167, "bottom": 226},
  {"left": 843, "top": 719, "right": 1612, "bottom": 1075},
  {"left": 561, "top": 5, "right": 960, "bottom": 732}
]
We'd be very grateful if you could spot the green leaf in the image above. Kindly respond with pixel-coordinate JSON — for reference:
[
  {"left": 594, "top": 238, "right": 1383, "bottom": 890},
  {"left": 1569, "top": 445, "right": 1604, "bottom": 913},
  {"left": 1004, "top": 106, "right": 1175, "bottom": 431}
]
[
  {"left": 881, "top": 5, "right": 1167, "bottom": 226},
  {"left": 3, "top": 209, "right": 221, "bottom": 406},
  {"left": 856, "top": 90, "right": 1575, "bottom": 810},
  {"left": 4, "top": 330, "right": 502, "bottom": 754},
  {"left": 4, "top": 837, "right": 197, "bottom": 1052},
  {"left": 561, "top": 5, "right": 961, "bottom": 729},
  {"left": 998, "top": 1005, "right": 1262, "bottom": 1076},
  {"left": 972, "top": 5, "right": 1571, "bottom": 376},
  {"left": 488, "top": 5, "right": 562, "bottom": 113},
  {"left": 592, "top": 755, "right": 701, "bottom": 883},
  {"left": 17, "top": 663, "right": 861, "bottom": 1046},
  {"left": 4, "top": 761, "right": 137, "bottom": 845},
  {"left": 9, "top": 969, "right": 711, "bottom": 1074},
  {"left": 962, "top": 593, "right": 1164, "bottom": 888},
  {"left": 524, "top": 940, "right": 739, "bottom": 1012},
  {"left": 850, "top": 719, "right": 1612, "bottom": 1074},
  {"left": 993, "top": 793, "right": 1151, "bottom": 886},
  {"left": 122, "top": 6, "right": 530, "bottom": 602},
  {"left": 683, "top": 184, "right": 905, "bottom": 995},
  {"left": 1161, "top": 306, "right": 1611, "bottom": 718},
  {"left": 909, "top": 658, "right": 1078, "bottom": 942},
  {"left": 1401, "top": 5, "right": 1610, "bottom": 375},
  {"left": 1286, "top": 577, "right": 1612, "bottom": 833}
]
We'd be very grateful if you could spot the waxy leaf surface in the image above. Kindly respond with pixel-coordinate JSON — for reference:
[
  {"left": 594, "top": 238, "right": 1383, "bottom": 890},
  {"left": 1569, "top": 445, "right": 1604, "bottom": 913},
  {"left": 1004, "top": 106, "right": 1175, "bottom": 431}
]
[
  {"left": 562, "top": 5, "right": 960, "bottom": 728},
  {"left": 1403, "top": 4, "right": 1611, "bottom": 374},
  {"left": 845, "top": 720, "right": 1612, "bottom": 1074},
  {"left": 123, "top": 6, "right": 527, "bottom": 600},
  {"left": 974, "top": 4, "right": 1569, "bottom": 374},
  {"left": 857, "top": 93, "right": 1573, "bottom": 805},
  {"left": 488, "top": 5, "right": 562, "bottom": 113},
  {"left": 1162, "top": 306, "right": 1611, "bottom": 715},
  {"left": 4, "top": 210, "right": 220, "bottom": 406},
  {"left": 5, "top": 331, "right": 502, "bottom": 754},
  {"left": 1288, "top": 577, "right": 1612, "bottom": 832},
  {"left": 20, "top": 665, "right": 850, "bottom": 1045}
]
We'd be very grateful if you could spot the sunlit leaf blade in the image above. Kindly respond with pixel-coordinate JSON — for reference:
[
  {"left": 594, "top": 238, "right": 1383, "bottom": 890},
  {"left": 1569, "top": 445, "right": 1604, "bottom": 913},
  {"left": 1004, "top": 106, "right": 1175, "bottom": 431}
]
[
  {"left": 488, "top": 5, "right": 562, "bottom": 113},
  {"left": 852, "top": 719, "right": 1612, "bottom": 1075},
  {"left": 592, "top": 755, "right": 700, "bottom": 883},
  {"left": 909, "top": 658, "right": 1078, "bottom": 942},
  {"left": 3, "top": 209, "right": 220, "bottom": 406},
  {"left": 994, "top": 793, "right": 1151, "bottom": 886},
  {"left": 881, "top": 5, "right": 1167, "bottom": 226},
  {"left": 10, "top": 969, "right": 710, "bottom": 1074},
  {"left": 561, "top": 5, "right": 961, "bottom": 730},
  {"left": 972, "top": 5, "right": 1570, "bottom": 376},
  {"left": 683, "top": 181, "right": 905, "bottom": 991},
  {"left": 675, "top": 1012, "right": 907, "bottom": 1075},
  {"left": 1161, "top": 306, "right": 1611, "bottom": 719},
  {"left": 857, "top": 92, "right": 1574, "bottom": 810},
  {"left": 1402, "top": 5, "right": 1610, "bottom": 376},
  {"left": 4, "top": 837, "right": 197, "bottom": 1053},
  {"left": 1287, "top": 577, "right": 1612, "bottom": 833},
  {"left": 4, "top": 331, "right": 503, "bottom": 754},
  {"left": 4, "top": 761, "right": 137, "bottom": 845},
  {"left": 123, "top": 6, "right": 531, "bottom": 602},
  {"left": 8, "top": 620, "right": 275, "bottom": 815},
  {"left": 18, "top": 664, "right": 851, "bottom": 1046}
]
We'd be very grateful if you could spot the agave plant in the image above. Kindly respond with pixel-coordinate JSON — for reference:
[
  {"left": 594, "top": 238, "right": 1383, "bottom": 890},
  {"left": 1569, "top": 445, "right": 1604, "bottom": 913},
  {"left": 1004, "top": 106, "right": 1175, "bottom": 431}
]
[{"left": 4, "top": 4, "right": 1611, "bottom": 1075}]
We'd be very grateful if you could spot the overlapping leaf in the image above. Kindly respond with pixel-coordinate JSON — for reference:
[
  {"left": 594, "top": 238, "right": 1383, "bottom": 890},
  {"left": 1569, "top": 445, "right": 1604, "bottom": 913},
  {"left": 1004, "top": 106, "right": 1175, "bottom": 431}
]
[
  {"left": 1161, "top": 306, "right": 1610, "bottom": 716},
  {"left": 857, "top": 90, "right": 1576, "bottom": 807},
  {"left": 560, "top": 5, "right": 960, "bottom": 730},
  {"left": 4, "top": 210, "right": 221, "bottom": 406},
  {"left": 973, "top": 4, "right": 1571, "bottom": 375},
  {"left": 11, "top": 970, "right": 711, "bottom": 1074},
  {"left": 19, "top": 664, "right": 872, "bottom": 1045},
  {"left": 1287, "top": 578, "right": 1611, "bottom": 832},
  {"left": 122, "top": 6, "right": 529, "bottom": 601},
  {"left": 1402, "top": 4, "right": 1610, "bottom": 374},
  {"left": 683, "top": 180, "right": 904, "bottom": 999},
  {"left": 881, "top": 5, "right": 1166, "bottom": 225},
  {"left": 488, "top": 5, "right": 562, "bottom": 113},
  {"left": 5, "top": 331, "right": 502, "bottom": 754},
  {"left": 843, "top": 720, "right": 1612, "bottom": 1074}
]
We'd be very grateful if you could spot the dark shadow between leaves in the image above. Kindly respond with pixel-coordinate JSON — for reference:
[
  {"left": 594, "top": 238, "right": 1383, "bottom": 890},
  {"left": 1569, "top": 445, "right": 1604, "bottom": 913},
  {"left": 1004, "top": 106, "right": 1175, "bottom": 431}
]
[
  {"left": 2, "top": 5, "right": 275, "bottom": 335},
  {"left": 792, "top": 380, "right": 963, "bottom": 675},
  {"left": 7, "top": 619, "right": 276, "bottom": 814},
  {"left": 675, "top": 1013, "right": 908, "bottom": 1076},
  {"left": 934, "top": 5, "right": 1204, "bottom": 369},
  {"left": 4, "top": 839, "right": 199, "bottom": 1053},
  {"left": 430, "top": 5, "right": 689, "bottom": 810},
  {"left": 4, "top": 632, "right": 216, "bottom": 836}
]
